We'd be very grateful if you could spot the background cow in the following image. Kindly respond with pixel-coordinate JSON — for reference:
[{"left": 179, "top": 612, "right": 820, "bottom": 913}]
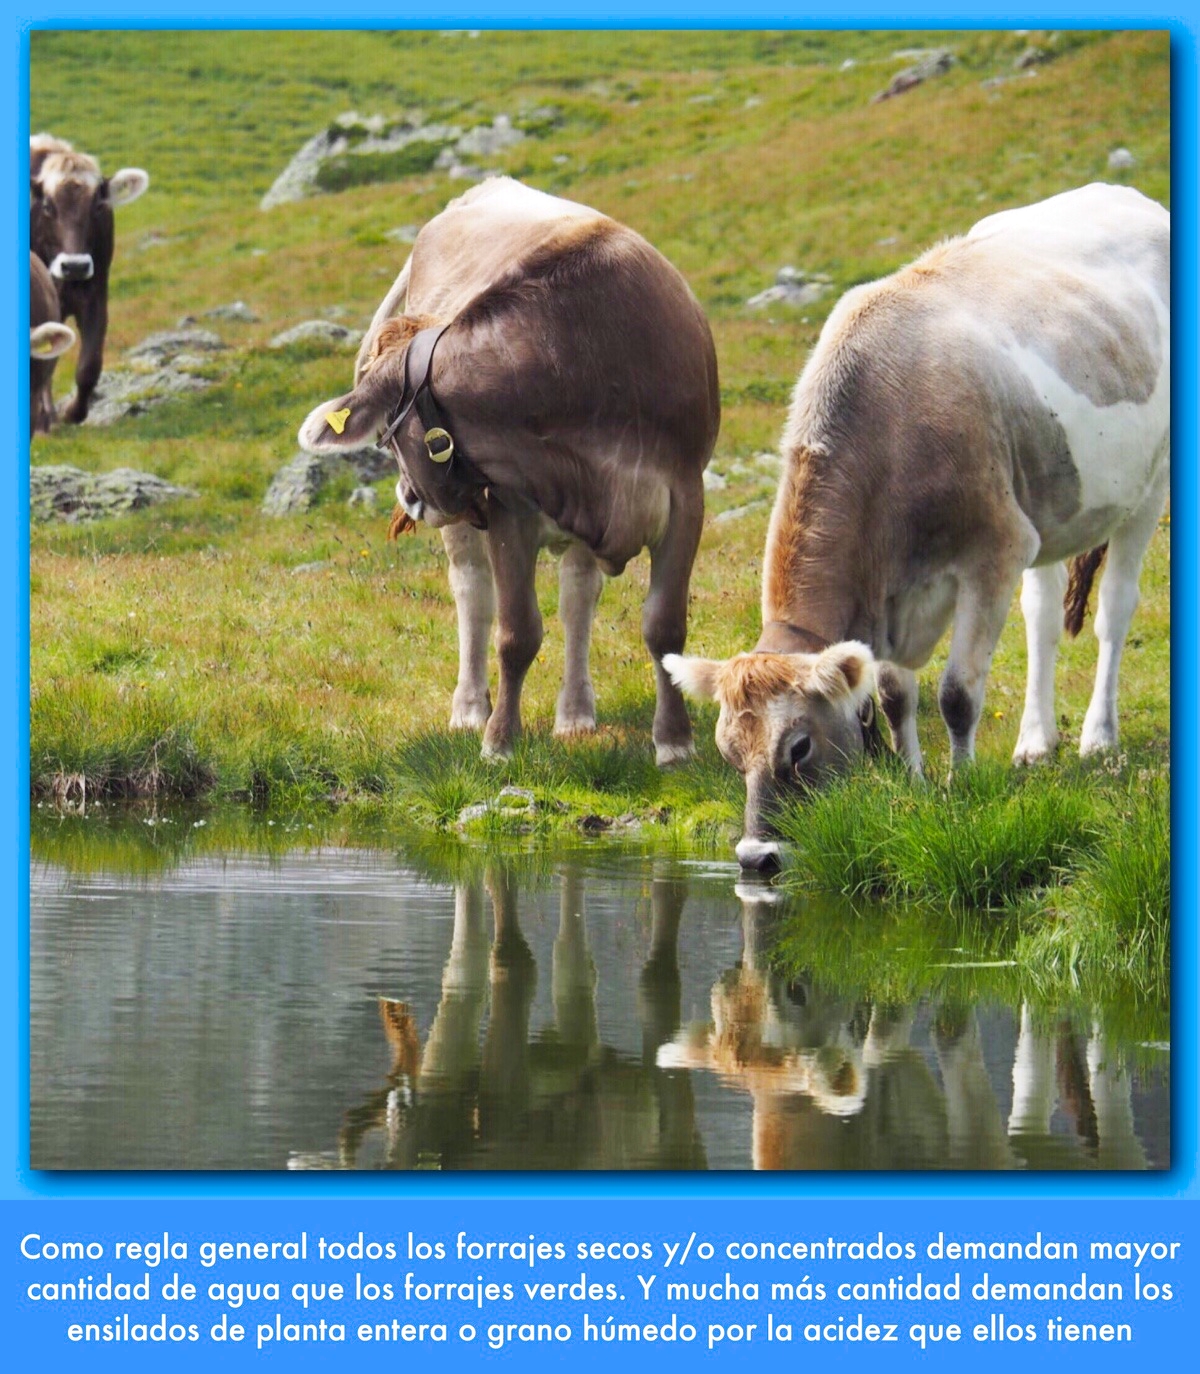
[
  {"left": 30, "top": 133, "right": 149, "bottom": 424},
  {"left": 300, "top": 177, "right": 719, "bottom": 764},
  {"left": 29, "top": 252, "right": 75, "bottom": 437},
  {"left": 666, "top": 184, "right": 1170, "bottom": 869}
]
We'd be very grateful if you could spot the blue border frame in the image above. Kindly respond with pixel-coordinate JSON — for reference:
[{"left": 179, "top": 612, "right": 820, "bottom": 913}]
[{"left": 6, "top": 8, "right": 1196, "bottom": 1206}]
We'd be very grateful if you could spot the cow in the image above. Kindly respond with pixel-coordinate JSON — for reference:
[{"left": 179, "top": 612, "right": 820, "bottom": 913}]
[
  {"left": 29, "top": 252, "right": 76, "bottom": 436},
  {"left": 299, "top": 177, "right": 719, "bottom": 763},
  {"left": 30, "top": 133, "right": 149, "bottom": 424},
  {"left": 664, "top": 184, "right": 1170, "bottom": 870}
]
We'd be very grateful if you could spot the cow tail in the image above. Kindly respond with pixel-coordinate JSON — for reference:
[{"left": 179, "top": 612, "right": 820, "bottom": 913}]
[{"left": 1063, "top": 545, "right": 1108, "bottom": 638}]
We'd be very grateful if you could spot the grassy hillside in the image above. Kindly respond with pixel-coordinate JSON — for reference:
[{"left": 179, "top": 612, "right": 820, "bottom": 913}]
[{"left": 30, "top": 29, "right": 1170, "bottom": 858}]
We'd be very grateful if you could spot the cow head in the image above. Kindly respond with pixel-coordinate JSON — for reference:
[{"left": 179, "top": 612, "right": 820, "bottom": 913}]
[
  {"left": 663, "top": 643, "right": 877, "bottom": 870},
  {"left": 299, "top": 316, "right": 487, "bottom": 530},
  {"left": 30, "top": 140, "right": 149, "bottom": 287}
]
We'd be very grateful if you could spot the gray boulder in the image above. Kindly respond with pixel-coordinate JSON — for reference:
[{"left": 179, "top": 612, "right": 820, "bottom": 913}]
[
  {"left": 127, "top": 328, "right": 227, "bottom": 367},
  {"left": 262, "top": 454, "right": 328, "bottom": 516},
  {"left": 872, "top": 48, "right": 954, "bottom": 102},
  {"left": 268, "top": 320, "right": 363, "bottom": 350},
  {"left": 747, "top": 266, "right": 830, "bottom": 309},
  {"left": 1108, "top": 147, "right": 1137, "bottom": 171},
  {"left": 31, "top": 465, "right": 197, "bottom": 523}
]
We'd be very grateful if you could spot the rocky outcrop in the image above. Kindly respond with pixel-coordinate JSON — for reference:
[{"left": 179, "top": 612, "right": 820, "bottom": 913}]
[
  {"left": 81, "top": 328, "right": 228, "bottom": 426},
  {"left": 268, "top": 320, "right": 363, "bottom": 350},
  {"left": 262, "top": 446, "right": 394, "bottom": 515},
  {"left": 872, "top": 49, "right": 954, "bottom": 103},
  {"left": 31, "top": 465, "right": 197, "bottom": 523},
  {"left": 260, "top": 108, "right": 555, "bottom": 208},
  {"left": 746, "top": 266, "right": 831, "bottom": 309}
]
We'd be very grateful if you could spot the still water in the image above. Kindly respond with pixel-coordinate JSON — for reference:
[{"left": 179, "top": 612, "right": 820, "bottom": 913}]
[{"left": 30, "top": 846, "right": 1169, "bottom": 1172}]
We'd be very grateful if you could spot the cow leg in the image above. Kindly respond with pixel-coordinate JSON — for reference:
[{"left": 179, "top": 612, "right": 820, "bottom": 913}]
[
  {"left": 1013, "top": 562, "right": 1068, "bottom": 764},
  {"left": 1080, "top": 464, "right": 1168, "bottom": 756},
  {"left": 876, "top": 662, "right": 923, "bottom": 775},
  {"left": 482, "top": 504, "right": 544, "bottom": 759},
  {"left": 644, "top": 485, "right": 704, "bottom": 765},
  {"left": 940, "top": 531, "right": 1036, "bottom": 768},
  {"left": 61, "top": 295, "right": 106, "bottom": 425},
  {"left": 554, "top": 541, "right": 603, "bottom": 736},
  {"left": 442, "top": 523, "right": 495, "bottom": 731}
]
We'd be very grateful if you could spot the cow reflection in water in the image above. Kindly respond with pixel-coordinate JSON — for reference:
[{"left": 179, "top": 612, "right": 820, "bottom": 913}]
[
  {"left": 659, "top": 886, "right": 1151, "bottom": 1171},
  {"left": 310, "top": 865, "right": 705, "bottom": 1171}
]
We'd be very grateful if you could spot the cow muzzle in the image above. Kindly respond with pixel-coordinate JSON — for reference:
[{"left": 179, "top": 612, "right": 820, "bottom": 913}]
[
  {"left": 50, "top": 253, "right": 94, "bottom": 283},
  {"left": 735, "top": 836, "right": 784, "bottom": 872},
  {"left": 395, "top": 479, "right": 424, "bottom": 525}
]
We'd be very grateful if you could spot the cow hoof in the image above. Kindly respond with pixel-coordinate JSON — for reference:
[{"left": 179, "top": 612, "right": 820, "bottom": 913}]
[
  {"left": 449, "top": 694, "right": 491, "bottom": 731},
  {"left": 553, "top": 714, "right": 597, "bottom": 738},
  {"left": 1012, "top": 740, "right": 1055, "bottom": 766},
  {"left": 480, "top": 740, "right": 513, "bottom": 763},
  {"left": 1079, "top": 725, "right": 1118, "bottom": 758},
  {"left": 655, "top": 741, "right": 694, "bottom": 767}
]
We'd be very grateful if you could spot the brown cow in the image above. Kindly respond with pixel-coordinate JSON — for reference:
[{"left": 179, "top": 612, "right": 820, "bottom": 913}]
[
  {"left": 29, "top": 252, "right": 75, "bottom": 437},
  {"left": 30, "top": 134, "right": 149, "bottom": 424},
  {"left": 300, "top": 178, "right": 719, "bottom": 762},
  {"left": 666, "top": 185, "right": 1170, "bottom": 868}
]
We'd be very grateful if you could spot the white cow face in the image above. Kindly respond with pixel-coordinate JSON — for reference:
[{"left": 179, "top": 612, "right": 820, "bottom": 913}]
[{"left": 665, "top": 643, "right": 876, "bottom": 869}]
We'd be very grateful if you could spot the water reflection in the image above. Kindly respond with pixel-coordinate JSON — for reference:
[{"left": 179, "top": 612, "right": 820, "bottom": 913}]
[
  {"left": 29, "top": 845, "right": 1167, "bottom": 1171},
  {"left": 659, "top": 884, "right": 1157, "bottom": 1172},
  {"left": 310, "top": 864, "right": 704, "bottom": 1171}
]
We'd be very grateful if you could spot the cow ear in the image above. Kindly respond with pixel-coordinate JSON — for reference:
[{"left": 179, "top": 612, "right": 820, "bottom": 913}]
[
  {"left": 662, "top": 654, "right": 725, "bottom": 701},
  {"left": 108, "top": 168, "right": 149, "bottom": 207},
  {"left": 808, "top": 640, "right": 875, "bottom": 707},
  {"left": 30, "top": 322, "right": 76, "bottom": 359},
  {"left": 298, "top": 389, "right": 387, "bottom": 454}
]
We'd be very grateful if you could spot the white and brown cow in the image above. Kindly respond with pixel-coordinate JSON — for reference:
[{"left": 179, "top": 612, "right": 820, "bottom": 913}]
[
  {"left": 30, "top": 134, "right": 149, "bottom": 424},
  {"left": 666, "top": 185, "right": 1170, "bottom": 868},
  {"left": 300, "top": 178, "right": 719, "bottom": 763},
  {"left": 29, "top": 252, "right": 76, "bottom": 437}
]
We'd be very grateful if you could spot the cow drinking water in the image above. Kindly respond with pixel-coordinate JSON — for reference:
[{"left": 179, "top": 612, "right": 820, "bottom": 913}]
[
  {"left": 30, "top": 133, "right": 149, "bottom": 424},
  {"left": 665, "top": 185, "right": 1169, "bottom": 869},
  {"left": 300, "top": 178, "right": 719, "bottom": 763}
]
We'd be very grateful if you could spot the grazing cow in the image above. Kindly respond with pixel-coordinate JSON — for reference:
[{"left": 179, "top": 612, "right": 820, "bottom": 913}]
[
  {"left": 665, "top": 185, "right": 1170, "bottom": 868},
  {"left": 30, "top": 133, "right": 149, "bottom": 424},
  {"left": 29, "top": 252, "right": 76, "bottom": 436},
  {"left": 299, "top": 178, "right": 719, "bottom": 762}
]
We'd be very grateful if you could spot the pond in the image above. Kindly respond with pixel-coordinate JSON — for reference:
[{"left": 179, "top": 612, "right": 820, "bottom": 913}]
[{"left": 30, "top": 837, "right": 1169, "bottom": 1172}]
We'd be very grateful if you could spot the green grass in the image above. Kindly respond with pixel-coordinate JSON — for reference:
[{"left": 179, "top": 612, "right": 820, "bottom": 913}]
[{"left": 28, "top": 30, "right": 1170, "bottom": 980}]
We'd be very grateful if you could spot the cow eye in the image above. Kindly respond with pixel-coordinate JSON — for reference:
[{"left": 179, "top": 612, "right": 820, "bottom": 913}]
[{"left": 790, "top": 735, "right": 812, "bottom": 774}]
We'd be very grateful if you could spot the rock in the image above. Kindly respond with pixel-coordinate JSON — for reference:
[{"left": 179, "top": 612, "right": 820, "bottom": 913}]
[
  {"left": 712, "top": 499, "right": 769, "bottom": 525},
  {"left": 385, "top": 224, "right": 421, "bottom": 243},
  {"left": 578, "top": 814, "right": 613, "bottom": 833},
  {"left": 31, "top": 465, "right": 197, "bottom": 523},
  {"left": 702, "top": 469, "right": 727, "bottom": 492},
  {"left": 261, "top": 115, "right": 462, "bottom": 209},
  {"left": 754, "top": 452, "right": 783, "bottom": 475},
  {"left": 268, "top": 320, "right": 363, "bottom": 350},
  {"left": 1014, "top": 45, "right": 1051, "bottom": 69},
  {"left": 455, "top": 115, "right": 524, "bottom": 158},
  {"left": 84, "top": 363, "right": 214, "bottom": 426},
  {"left": 127, "top": 328, "right": 226, "bottom": 367},
  {"left": 203, "top": 300, "right": 260, "bottom": 323},
  {"left": 497, "top": 785, "right": 536, "bottom": 808},
  {"left": 1108, "top": 147, "right": 1137, "bottom": 171},
  {"left": 342, "top": 446, "right": 394, "bottom": 484},
  {"left": 290, "top": 561, "right": 331, "bottom": 576},
  {"left": 872, "top": 48, "right": 954, "bottom": 103},
  {"left": 456, "top": 802, "right": 491, "bottom": 825},
  {"left": 262, "top": 453, "right": 327, "bottom": 516},
  {"left": 746, "top": 267, "right": 829, "bottom": 309},
  {"left": 348, "top": 486, "right": 378, "bottom": 509}
]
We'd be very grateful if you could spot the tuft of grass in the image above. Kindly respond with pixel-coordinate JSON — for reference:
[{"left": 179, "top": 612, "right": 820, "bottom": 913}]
[
  {"left": 775, "top": 761, "right": 1106, "bottom": 911},
  {"left": 1016, "top": 776, "right": 1170, "bottom": 993}
]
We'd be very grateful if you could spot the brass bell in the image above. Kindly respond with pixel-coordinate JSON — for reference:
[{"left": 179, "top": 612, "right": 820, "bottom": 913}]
[{"left": 424, "top": 427, "right": 454, "bottom": 463}]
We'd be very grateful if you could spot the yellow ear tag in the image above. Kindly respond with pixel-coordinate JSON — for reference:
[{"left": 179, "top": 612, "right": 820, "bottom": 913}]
[{"left": 325, "top": 407, "right": 351, "bottom": 435}]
